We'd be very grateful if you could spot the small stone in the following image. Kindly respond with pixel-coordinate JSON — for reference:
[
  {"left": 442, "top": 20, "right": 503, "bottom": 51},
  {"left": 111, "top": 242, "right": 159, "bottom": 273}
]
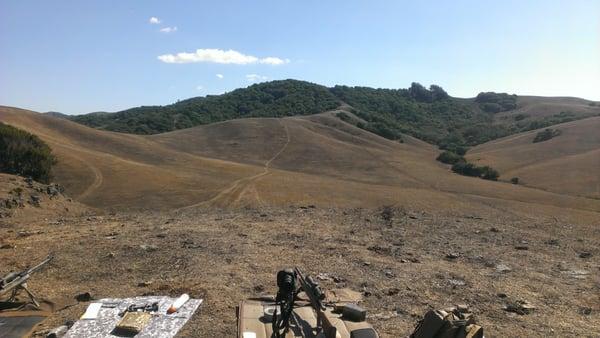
[
  {"left": 384, "top": 269, "right": 395, "bottom": 278},
  {"left": 29, "top": 195, "right": 41, "bottom": 207},
  {"left": 497, "top": 293, "right": 508, "bottom": 298},
  {"left": 140, "top": 244, "right": 158, "bottom": 252},
  {"left": 579, "top": 252, "right": 592, "bottom": 259},
  {"left": 75, "top": 292, "right": 92, "bottom": 302},
  {"left": 316, "top": 273, "right": 331, "bottom": 281},
  {"left": 106, "top": 252, "right": 115, "bottom": 258},
  {"left": 514, "top": 245, "right": 529, "bottom": 251},
  {"left": 0, "top": 243, "right": 14, "bottom": 249},
  {"left": 446, "top": 253, "right": 460, "bottom": 260},
  {"left": 362, "top": 261, "right": 371, "bottom": 266},
  {"left": 504, "top": 300, "right": 535, "bottom": 315},
  {"left": 496, "top": 264, "right": 512, "bottom": 273},
  {"left": 563, "top": 269, "right": 590, "bottom": 279},
  {"left": 137, "top": 281, "right": 152, "bottom": 287},
  {"left": 579, "top": 307, "right": 592, "bottom": 315},
  {"left": 490, "top": 227, "right": 500, "bottom": 233},
  {"left": 448, "top": 279, "right": 466, "bottom": 287},
  {"left": 387, "top": 288, "right": 400, "bottom": 296}
]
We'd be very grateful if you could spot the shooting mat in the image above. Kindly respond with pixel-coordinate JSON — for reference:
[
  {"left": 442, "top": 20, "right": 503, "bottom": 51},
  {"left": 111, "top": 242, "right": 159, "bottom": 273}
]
[{"left": 63, "top": 296, "right": 202, "bottom": 338}]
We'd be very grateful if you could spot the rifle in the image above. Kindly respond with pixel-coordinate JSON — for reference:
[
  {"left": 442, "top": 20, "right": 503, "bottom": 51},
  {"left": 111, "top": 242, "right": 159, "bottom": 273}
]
[
  {"left": 294, "top": 267, "right": 337, "bottom": 338},
  {"left": 0, "top": 255, "right": 53, "bottom": 308}
]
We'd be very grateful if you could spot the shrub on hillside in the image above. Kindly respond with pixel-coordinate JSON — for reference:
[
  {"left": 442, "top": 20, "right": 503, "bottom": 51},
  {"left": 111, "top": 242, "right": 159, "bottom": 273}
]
[
  {"left": 514, "top": 113, "right": 528, "bottom": 121},
  {"left": 336, "top": 112, "right": 351, "bottom": 122},
  {"left": 71, "top": 79, "right": 341, "bottom": 134},
  {"left": 436, "top": 151, "right": 464, "bottom": 165},
  {"left": 533, "top": 128, "right": 561, "bottom": 143},
  {"left": 511, "top": 177, "right": 519, "bottom": 184},
  {"left": 0, "top": 122, "right": 56, "bottom": 183},
  {"left": 451, "top": 160, "right": 500, "bottom": 181},
  {"left": 451, "top": 161, "right": 483, "bottom": 177},
  {"left": 475, "top": 92, "right": 517, "bottom": 113},
  {"left": 480, "top": 166, "right": 499, "bottom": 181}
]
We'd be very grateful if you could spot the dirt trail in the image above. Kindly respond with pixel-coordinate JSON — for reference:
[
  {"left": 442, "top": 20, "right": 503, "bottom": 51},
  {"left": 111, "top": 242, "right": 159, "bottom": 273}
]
[
  {"left": 178, "top": 119, "right": 291, "bottom": 209},
  {"left": 76, "top": 158, "right": 104, "bottom": 200}
]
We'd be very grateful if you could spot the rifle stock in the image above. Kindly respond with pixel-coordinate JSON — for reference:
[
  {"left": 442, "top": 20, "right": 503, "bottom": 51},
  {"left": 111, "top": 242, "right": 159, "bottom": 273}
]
[{"left": 294, "top": 268, "right": 338, "bottom": 338}]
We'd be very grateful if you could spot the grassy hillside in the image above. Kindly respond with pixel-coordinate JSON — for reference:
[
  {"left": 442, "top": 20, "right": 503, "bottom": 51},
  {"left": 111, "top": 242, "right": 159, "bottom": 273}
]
[
  {"left": 69, "top": 80, "right": 600, "bottom": 154},
  {"left": 468, "top": 116, "right": 600, "bottom": 198},
  {"left": 3, "top": 106, "right": 600, "bottom": 220},
  {"left": 70, "top": 80, "right": 340, "bottom": 134}
]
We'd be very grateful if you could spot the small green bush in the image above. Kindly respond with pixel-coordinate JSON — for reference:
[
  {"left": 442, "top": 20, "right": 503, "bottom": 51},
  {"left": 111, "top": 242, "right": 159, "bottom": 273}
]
[
  {"left": 481, "top": 166, "right": 499, "bottom": 181},
  {"left": 436, "top": 151, "right": 464, "bottom": 165},
  {"left": 533, "top": 128, "right": 561, "bottom": 143},
  {"left": 514, "top": 113, "right": 528, "bottom": 121},
  {"left": 336, "top": 112, "right": 351, "bottom": 122},
  {"left": 0, "top": 122, "right": 56, "bottom": 183},
  {"left": 451, "top": 160, "right": 500, "bottom": 181},
  {"left": 510, "top": 177, "right": 519, "bottom": 184}
]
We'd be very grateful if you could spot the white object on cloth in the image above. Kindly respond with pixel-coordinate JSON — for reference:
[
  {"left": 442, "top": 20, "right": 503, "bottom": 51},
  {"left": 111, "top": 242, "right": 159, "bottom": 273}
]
[
  {"left": 167, "top": 293, "right": 190, "bottom": 314},
  {"left": 81, "top": 303, "right": 102, "bottom": 319},
  {"left": 64, "top": 296, "right": 202, "bottom": 338}
]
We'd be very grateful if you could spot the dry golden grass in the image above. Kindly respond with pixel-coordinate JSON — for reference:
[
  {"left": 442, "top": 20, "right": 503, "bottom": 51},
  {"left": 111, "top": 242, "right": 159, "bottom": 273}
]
[
  {"left": 1, "top": 102, "right": 600, "bottom": 337},
  {"left": 495, "top": 96, "right": 600, "bottom": 121},
  {"left": 469, "top": 117, "right": 600, "bottom": 199},
  {"left": 1, "top": 105, "right": 600, "bottom": 221}
]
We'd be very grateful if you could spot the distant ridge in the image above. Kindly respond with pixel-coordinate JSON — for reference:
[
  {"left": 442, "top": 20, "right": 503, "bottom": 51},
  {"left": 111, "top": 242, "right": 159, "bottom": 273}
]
[
  {"left": 44, "top": 111, "right": 69, "bottom": 118},
  {"left": 2, "top": 105, "right": 600, "bottom": 222},
  {"left": 68, "top": 79, "right": 600, "bottom": 151}
]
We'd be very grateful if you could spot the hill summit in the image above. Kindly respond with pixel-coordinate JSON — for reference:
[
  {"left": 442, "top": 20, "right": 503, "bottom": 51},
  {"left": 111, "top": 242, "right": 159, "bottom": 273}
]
[{"left": 69, "top": 80, "right": 599, "bottom": 153}]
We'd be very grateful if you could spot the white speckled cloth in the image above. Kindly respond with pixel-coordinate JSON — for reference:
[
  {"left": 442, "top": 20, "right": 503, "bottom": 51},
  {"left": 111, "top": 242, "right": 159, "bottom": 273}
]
[{"left": 63, "top": 296, "right": 202, "bottom": 338}]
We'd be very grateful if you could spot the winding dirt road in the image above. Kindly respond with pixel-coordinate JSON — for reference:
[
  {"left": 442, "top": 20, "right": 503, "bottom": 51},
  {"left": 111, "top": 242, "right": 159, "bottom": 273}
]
[{"left": 178, "top": 119, "right": 291, "bottom": 209}]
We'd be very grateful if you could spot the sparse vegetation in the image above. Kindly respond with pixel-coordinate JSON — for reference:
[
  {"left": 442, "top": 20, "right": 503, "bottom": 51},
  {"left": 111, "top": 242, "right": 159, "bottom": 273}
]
[
  {"left": 0, "top": 122, "right": 56, "bottom": 183},
  {"left": 511, "top": 177, "right": 520, "bottom": 184},
  {"left": 475, "top": 92, "right": 517, "bottom": 113},
  {"left": 336, "top": 112, "right": 351, "bottom": 123},
  {"left": 69, "top": 80, "right": 593, "bottom": 153},
  {"left": 436, "top": 149, "right": 500, "bottom": 181},
  {"left": 451, "top": 160, "right": 499, "bottom": 181},
  {"left": 514, "top": 113, "right": 529, "bottom": 121},
  {"left": 71, "top": 80, "right": 341, "bottom": 134},
  {"left": 533, "top": 128, "right": 561, "bottom": 143},
  {"left": 436, "top": 151, "right": 464, "bottom": 165}
]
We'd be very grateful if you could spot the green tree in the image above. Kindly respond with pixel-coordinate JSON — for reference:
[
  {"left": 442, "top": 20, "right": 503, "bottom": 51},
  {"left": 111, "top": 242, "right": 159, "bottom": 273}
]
[{"left": 0, "top": 122, "right": 56, "bottom": 183}]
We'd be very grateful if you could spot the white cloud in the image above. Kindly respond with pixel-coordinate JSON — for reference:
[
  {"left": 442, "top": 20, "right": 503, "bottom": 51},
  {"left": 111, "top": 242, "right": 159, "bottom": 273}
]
[
  {"left": 157, "top": 48, "right": 289, "bottom": 65},
  {"left": 246, "top": 74, "right": 268, "bottom": 83},
  {"left": 149, "top": 17, "right": 161, "bottom": 24},
  {"left": 159, "top": 26, "right": 177, "bottom": 33},
  {"left": 196, "top": 85, "right": 203, "bottom": 91},
  {"left": 259, "top": 57, "right": 290, "bottom": 65},
  {"left": 216, "top": 74, "right": 224, "bottom": 79}
]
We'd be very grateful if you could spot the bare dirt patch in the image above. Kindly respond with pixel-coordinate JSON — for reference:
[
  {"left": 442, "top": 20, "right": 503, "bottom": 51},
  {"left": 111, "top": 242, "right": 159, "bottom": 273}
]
[{"left": 1, "top": 206, "right": 598, "bottom": 337}]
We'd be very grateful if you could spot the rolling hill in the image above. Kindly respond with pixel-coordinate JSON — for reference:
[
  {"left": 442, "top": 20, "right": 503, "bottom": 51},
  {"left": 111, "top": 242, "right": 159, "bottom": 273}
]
[
  {"left": 468, "top": 116, "right": 600, "bottom": 199},
  {"left": 68, "top": 80, "right": 600, "bottom": 158},
  {"left": 1, "top": 105, "right": 600, "bottom": 224}
]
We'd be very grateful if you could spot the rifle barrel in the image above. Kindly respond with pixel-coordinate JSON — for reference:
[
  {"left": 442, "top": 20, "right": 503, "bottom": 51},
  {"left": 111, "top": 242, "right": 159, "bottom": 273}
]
[{"left": 0, "top": 255, "right": 53, "bottom": 296}]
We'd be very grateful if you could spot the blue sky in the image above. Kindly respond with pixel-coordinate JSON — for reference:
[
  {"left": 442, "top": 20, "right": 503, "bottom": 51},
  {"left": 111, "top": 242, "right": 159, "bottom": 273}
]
[{"left": 1, "top": 0, "right": 598, "bottom": 114}]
